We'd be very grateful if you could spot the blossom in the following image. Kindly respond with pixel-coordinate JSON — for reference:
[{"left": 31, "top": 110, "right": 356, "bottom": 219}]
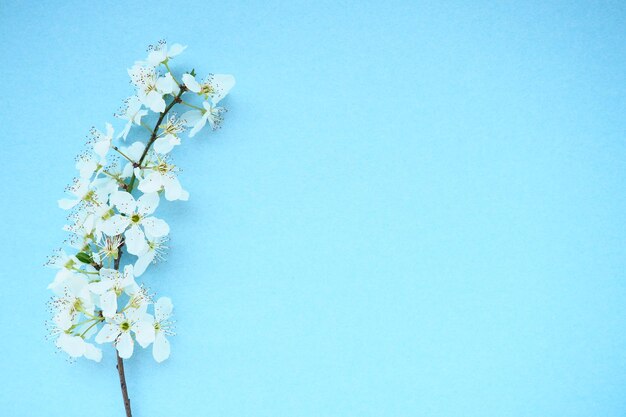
[
  {"left": 153, "top": 115, "right": 185, "bottom": 154},
  {"left": 95, "top": 310, "right": 152, "bottom": 359},
  {"left": 58, "top": 178, "right": 105, "bottom": 210},
  {"left": 49, "top": 274, "right": 94, "bottom": 331},
  {"left": 128, "top": 64, "right": 178, "bottom": 113},
  {"left": 63, "top": 210, "right": 98, "bottom": 250},
  {"left": 134, "top": 235, "right": 168, "bottom": 276},
  {"left": 181, "top": 73, "right": 234, "bottom": 136},
  {"left": 56, "top": 333, "right": 102, "bottom": 362},
  {"left": 182, "top": 101, "right": 226, "bottom": 137},
  {"left": 91, "top": 176, "right": 120, "bottom": 201},
  {"left": 95, "top": 234, "right": 124, "bottom": 263},
  {"left": 116, "top": 96, "right": 148, "bottom": 140},
  {"left": 182, "top": 73, "right": 235, "bottom": 104},
  {"left": 136, "top": 158, "right": 189, "bottom": 201},
  {"left": 75, "top": 151, "right": 102, "bottom": 179},
  {"left": 89, "top": 265, "right": 139, "bottom": 317},
  {"left": 101, "top": 191, "right": 170, "bottom": 255},
  {"left": 45, "top": 249, "right": 80, "bottom": 290},
  {"left": 91, "top": 123, "right": 114, "bottom": 160},
  {"left": 146, "top": 40, "right": 186, "bottom": 66},
  {"left": 64, "top": 202, "right": 115, "bottom": 246}
]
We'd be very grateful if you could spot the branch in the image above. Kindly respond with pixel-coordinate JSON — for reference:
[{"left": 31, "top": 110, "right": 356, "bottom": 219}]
[
  {"left": 116, "top": 351, "right": 133, "bottom": 417},
  {"left": 111, "top": 87, "right": 185, "bottom": 416},
  {"left": 127, "top": 87, "right": 186, "bottom": 191}
]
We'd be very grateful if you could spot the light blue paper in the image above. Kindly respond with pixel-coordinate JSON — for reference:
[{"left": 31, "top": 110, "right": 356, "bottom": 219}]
[{"left": 1, "top": 1, "right": 626, "bottom": 416}]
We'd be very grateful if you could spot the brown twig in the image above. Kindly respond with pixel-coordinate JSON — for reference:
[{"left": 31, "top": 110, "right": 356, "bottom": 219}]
[{"left": 116, "top": 351, "right": 133, "bottom": 417}]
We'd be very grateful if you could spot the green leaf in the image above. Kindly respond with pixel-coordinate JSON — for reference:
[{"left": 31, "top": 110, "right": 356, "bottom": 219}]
[
  {"left": 76, "top": 252, "right": 93, "bottom": 264},
  {"left": 190, "top": 68, "right": 196, "bottom": 77}
]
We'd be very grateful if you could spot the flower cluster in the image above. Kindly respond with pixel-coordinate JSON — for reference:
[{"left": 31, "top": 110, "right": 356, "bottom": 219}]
[{"left": 46, "top": 40, "right": 235, "bottom": 363}]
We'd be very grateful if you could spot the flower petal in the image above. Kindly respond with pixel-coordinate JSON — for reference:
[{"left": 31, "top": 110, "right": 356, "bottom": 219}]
[
  {"left": 58, "top": 198, "right": 79, "bottom": 210},
  {"left": 138, "top": 172, "right": 163, "bottom": 193},
  {"left": 134, "top": 320, "right": 156, "bottom": 348},
  {"left": 144, "top": 90, "right": 166, "bottom": 113},
  {"left": 101, "top": 215, "right": 131, "bottom": 236},
  {"left": 181, "top": 109, "right": 202, "bottom": 127},
  {"left": 134, "top": 249, "right": 155, "bottom": 277},
  {"left": 57, "top": 333, "right": 86, "bottom": 358},
  {"left": 182, "top": 74, "right": 201, "bottom": 93},
  {"left": 156, "top": 73, "right": 178, "bottom": 95},
  {"left": 162, "top": 175, "right": 183, "bottom": 201},
  {"left": 142, "top": 217, "right": 170, "bottom": 237},
  {"left": 211, "top": 74, "right": 236, "bottom": 104},
  {"left": 188, "top": 116, "right": 207, "bottom": 138},
  {"left": 116, "top": 331, "right": 134, "bottom": 359},
  {"left": 153, "top": 332, "right": 170, "bottom": 363},
  {"left": 137, "top": 192, "right": 159, "bottom": 216},
  {"left": 100, "top": 290, "right": 118, "bottom": 318},
  {"left": 95, "top": 323, "right": 120, "bottom": 344},
  {"left": 125, "top": 224, "right": 148, "bottom": 256},
  {"left": 110, "top": 191, "right": 137, "bottom": 215},
  {"left": 169, "top": 43, "right": 187, "bottom": 57},
  {"left": 147, "top": 49, "right": 167, "bottom": 66},
  {"left": 153, "top": 137, "right": 175, "bottom": 154},
  {"left": 155, "top": 297, "right": 173, "bottom": 322},
  {"left": 84, "top": 343, "right": 103, "bottom": 362}
]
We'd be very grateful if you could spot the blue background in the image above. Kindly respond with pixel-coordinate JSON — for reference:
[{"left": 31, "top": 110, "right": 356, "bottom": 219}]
[{"left": 2, "top": 1, "right": 626, "bottom": 416}]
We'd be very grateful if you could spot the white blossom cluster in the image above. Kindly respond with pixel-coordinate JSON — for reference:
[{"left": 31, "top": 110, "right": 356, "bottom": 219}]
[{"left": 45, "top": 40, "right": 235, "bottom": 363}]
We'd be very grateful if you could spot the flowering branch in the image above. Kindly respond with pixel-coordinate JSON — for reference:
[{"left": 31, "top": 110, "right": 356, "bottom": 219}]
[
  {"left": 45, "top": 40, "right": 235, "bottom": 416},
  {"left": 127, "top": 87, "right": 186, "bottom": 191}
]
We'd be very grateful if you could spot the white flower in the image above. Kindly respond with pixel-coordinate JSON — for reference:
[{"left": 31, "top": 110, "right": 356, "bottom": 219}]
[
  {"left": 89, "top": 265, "right": 139, "bottom": 318},
  {"left": 58, "top": 174, "right": 113, "bottom": 211},
  {"left": 56, "top": 333, "right": 102, "bottom": 362},
  {"left": 90, "top": 176, "right": 120, "bottom": 202},
  {"left": 134, "top": 235, "right": 168, "bottom": 277},
  {"left": 91, "top": 123, "right": 114, "bottom": 160},
  {"left": 75, "top": 151, "right": 102, "bottom": 179},
  {"left": 46, "top": 249, "right": 80, "bottom": 291},
  {"left": 153, "top": 115, "right": 185, "bottom": 154},
  {"left": 95, "top": 234, "right": 124, "bottom": 263},
  {"left": 136, "top": 159, "right": 189, "bottom": 201},
  {"left": 128, "top": 64, "right": 173, "bottom": 113},
  {"left": 182, "top": 73, "right": 235, "bottom": 104},
  {"left": 58, "top": 178, "right": 100, "bottom": 210},
  {"left": 182, "top": 101, "right": 225, "bottom": 137},
  {"left": 100, "top": 191, "right": 170, "bottom": 255},
  {"left": 49, "top": 275, "right": 94, "bottom": 331},
  {"left": 116, "top": 96, "right": 148, "bottom": 140},
  {"left": 146, "top": 40, "right": 186, "bottom": 66},
  {"left": 69, "top": 202, "right": 114, "bottom": 243},
  {"left": 63, "top": 210, "right": 98, "bottom": 249},
  {"left": 95, "top": 310, "right": 151, "bottom": 359}
]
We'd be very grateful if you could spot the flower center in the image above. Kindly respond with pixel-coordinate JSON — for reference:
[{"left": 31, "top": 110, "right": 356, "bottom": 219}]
[
  {"left": 131, "top": 214, "right": 141, "bottom": 223},
  {"left": 120, "top": 321, "right": 130, "bottom": 332},
  {"left": 200, "top": 84, "right": 214, "bottom": 96},
  {"left": 83, "top": 190, "right": 95, "bottom": 202}
]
